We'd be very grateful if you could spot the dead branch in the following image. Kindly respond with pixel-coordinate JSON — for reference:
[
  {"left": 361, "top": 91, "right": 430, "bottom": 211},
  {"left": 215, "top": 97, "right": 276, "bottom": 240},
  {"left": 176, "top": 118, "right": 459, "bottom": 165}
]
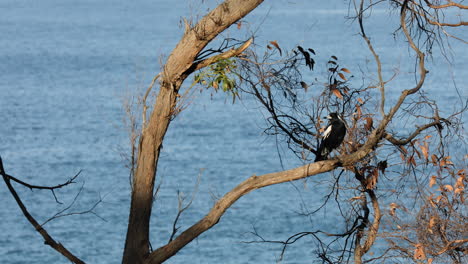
[
  {"left": 168, "top": 170, "right": 202, "bottom": 243},
  {"left": 6, "top": 171, "right": 80, "bottom": 190},
  {"left": 41, "top": 184, "right": 106, "bottom": 226},
  {"left": 384, "top": 119, "right": 447, "bottom": 145},
  {"left": 0, "top": 156, "right": 85, "bottom": 264},
  {"left": 357, "top": 0, "right": 386, "bottom": 117}
]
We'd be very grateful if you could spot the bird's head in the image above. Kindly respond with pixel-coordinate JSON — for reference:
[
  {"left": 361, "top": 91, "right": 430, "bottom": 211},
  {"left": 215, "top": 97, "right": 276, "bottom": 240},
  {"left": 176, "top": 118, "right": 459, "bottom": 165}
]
[{"left": 325, "top": 112, "right": 339, "bottom": 120}]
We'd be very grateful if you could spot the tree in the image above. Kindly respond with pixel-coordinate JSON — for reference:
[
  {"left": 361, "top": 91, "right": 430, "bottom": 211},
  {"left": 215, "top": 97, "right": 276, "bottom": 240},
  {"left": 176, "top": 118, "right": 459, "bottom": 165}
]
[{"left": 1, "top": 0, "right": 466, "bottom": 263}]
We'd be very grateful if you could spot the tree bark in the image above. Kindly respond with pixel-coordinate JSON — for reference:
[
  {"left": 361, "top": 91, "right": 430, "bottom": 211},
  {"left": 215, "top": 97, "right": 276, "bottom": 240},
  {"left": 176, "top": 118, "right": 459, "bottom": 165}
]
[{"left": 122, "top": 1, "right": 264, "bottom": 263}]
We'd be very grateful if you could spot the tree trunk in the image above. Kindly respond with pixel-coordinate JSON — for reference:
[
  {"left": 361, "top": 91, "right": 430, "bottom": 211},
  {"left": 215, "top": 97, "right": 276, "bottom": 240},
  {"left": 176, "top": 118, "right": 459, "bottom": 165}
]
[
  {"left": 122, "top": 86, "right": 177, "bottom": 264},
  {"left": 122, "top": 1, "right": 264, "bottom": 263}
]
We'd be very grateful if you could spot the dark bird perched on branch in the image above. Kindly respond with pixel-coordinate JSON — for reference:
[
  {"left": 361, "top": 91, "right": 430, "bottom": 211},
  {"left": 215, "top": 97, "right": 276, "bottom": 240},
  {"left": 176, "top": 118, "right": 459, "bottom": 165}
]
[{"left": 315, "top": 112, "right": 347, "bottom": 162}]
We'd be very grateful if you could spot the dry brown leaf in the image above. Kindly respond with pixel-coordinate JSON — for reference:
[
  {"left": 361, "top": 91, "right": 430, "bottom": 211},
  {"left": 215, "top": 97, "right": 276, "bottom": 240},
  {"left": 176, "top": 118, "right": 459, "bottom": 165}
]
[
  {"left": 269, "top": 40, "right": 282, "bottom": 56},
  {"left": 365, "top": 117, "right": 373, "bottom": 131},
  {"left": 262, "top": 82, "right": 270, "bottom": 92},
  {"left": 300, "top": 81, "right": 308, "bottom": 92},
  {"left": 440, "top": 156, "right": 453, "bottom": 166},
  {"left": 338, "top": 72, "right": 347, "bottom": 81},
  {"left": 443, "top": 184, "right": 454, "bottom": 192},
  {"left": 357, "top": 97, "right": 364, "bottom": 104},
  {"left": 332, "top": 88, "right": 343, "bottom": 99},
  {"left": 414, "top": 243, "right": 426, "bottom": 260},
  {"left": 420, "top": 142, "right": 429, "bottom": 161},
  {"left": 366, "top": 169, "right": 379, "bottom": 190},
  {"left": 400, "top": 146, "right": 408, "bottom": 154},
  {"left": 428, "top": 196, "right": 437, "bottom": 208},
  {"left": 349, "top": 196, "right": 364, "bottom": 201},
  {"left": 400, "top": 153, "right": 406, "bottom": 162},
  {"left": 431, "top": 154, "right": 438, "bottom": 164},
  {"left": 428, "top": 217, "right": 437, "bottom": 234},
  {"left": 341, "top": 67, "right": 351, "bottom": 73},
  {"left": 429, "top": 175, "right": 437, "bottom": 188},
  {"left": 356, "top": 104, "right": 362, "bottom": 119}
]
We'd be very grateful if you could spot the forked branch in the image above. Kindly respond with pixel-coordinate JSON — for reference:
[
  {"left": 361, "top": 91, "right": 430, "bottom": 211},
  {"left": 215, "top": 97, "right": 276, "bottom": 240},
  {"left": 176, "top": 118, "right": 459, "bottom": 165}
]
[
  {"left": 192, "top": 38, "right": 253, "bottom": 72},
  {"left": 0, "top": 156, "right": 85, "bottom": 264}
]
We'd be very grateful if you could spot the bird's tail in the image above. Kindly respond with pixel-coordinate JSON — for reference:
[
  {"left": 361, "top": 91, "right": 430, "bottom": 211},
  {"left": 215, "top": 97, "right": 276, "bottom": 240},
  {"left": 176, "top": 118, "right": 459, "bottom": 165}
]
[{"left": 315, "top": 147, "right": 329, "bottom": 162}]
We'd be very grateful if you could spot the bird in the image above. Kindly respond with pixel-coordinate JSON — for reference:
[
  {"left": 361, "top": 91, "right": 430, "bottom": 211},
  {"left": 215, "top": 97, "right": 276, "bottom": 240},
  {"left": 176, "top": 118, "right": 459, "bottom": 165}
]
[{"left": 315, "top": 112, "right": 347, "bottom": 162}]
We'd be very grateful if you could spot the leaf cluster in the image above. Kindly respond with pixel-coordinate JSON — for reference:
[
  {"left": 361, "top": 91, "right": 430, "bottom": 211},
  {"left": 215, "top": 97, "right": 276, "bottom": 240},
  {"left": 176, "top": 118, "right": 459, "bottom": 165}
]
[{"left": 193, "top": 58, "right": 239, "bottom": 101}]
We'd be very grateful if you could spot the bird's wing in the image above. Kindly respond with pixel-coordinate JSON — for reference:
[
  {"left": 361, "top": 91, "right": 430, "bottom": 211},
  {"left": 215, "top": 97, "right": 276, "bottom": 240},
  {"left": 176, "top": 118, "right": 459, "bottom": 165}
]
[{"left": 322, "top": 124, "right": 332, "bottom": 139}]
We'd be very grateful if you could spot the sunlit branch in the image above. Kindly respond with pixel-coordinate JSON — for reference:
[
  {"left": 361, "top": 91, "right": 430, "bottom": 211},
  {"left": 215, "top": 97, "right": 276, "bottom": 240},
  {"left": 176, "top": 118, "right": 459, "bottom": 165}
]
[
  {"left": 191, "top": 38, "right": 253, "bottom": 72},
  {"left": 425, "top": 19, "right": 468, "bottom": 27},
  {"left": 434, "top": 239, "right": 468, "bottom": 256},
  {"left": 423, "top": 0, "right": 468, "bottom": 10}
]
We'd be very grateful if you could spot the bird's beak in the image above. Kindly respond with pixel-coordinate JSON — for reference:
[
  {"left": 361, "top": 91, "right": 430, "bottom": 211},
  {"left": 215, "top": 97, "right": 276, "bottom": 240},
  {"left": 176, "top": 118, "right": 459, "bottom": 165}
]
[{"left": 324, "top": 115, "right": 331, "bottom": 120}]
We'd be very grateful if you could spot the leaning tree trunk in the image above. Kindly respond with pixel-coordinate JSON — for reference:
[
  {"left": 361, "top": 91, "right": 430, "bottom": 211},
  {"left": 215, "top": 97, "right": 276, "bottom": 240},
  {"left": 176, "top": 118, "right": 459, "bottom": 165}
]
[{"left": 122, "top": 1, "right": 264, "bottom": 263}]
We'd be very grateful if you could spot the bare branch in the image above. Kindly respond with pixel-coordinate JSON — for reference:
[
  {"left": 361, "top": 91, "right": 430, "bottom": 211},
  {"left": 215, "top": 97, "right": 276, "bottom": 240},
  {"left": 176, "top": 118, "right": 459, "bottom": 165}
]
[
  {"left": 7, "top": 170, "right": 81, "bottom": 191},
  {"left": 142, "top": 73, "right": 161, "bottom": 130},
  {"left": 425, "top": 19, "right": 468, "bottom": 27},
  {"left": 382, "top": 0, "right": 427, "bottom": 122},
  {"left": 384, "top": 119, "right": 446, "bottom": 145},
  {"left": 0, "top": 156, "right": 85, "bottom": 264},
  {"left": 357, "top": 0, "right": 386, "bottom": 117},
  {"left": 168, "top": 170, "right": 202, "bottom": 243},
  {"left": 41, "top": 184, "right": 106, "bottom": 226},
  {"left": 192, "top": 38, "right": 253, "bottom": 72}
]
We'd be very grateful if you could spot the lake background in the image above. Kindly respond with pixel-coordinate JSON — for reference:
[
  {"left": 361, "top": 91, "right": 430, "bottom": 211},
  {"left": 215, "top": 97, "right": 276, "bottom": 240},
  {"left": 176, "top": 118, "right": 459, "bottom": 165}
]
[{"left": 0, "top": 1, "right": 466, "bottom": 263}]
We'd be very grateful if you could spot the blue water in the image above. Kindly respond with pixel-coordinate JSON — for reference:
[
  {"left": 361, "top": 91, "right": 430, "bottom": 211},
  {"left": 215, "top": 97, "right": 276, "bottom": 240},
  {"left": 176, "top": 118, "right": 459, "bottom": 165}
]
[{"left": 1, "top": 1, "right": 466, "bottom": 263}]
